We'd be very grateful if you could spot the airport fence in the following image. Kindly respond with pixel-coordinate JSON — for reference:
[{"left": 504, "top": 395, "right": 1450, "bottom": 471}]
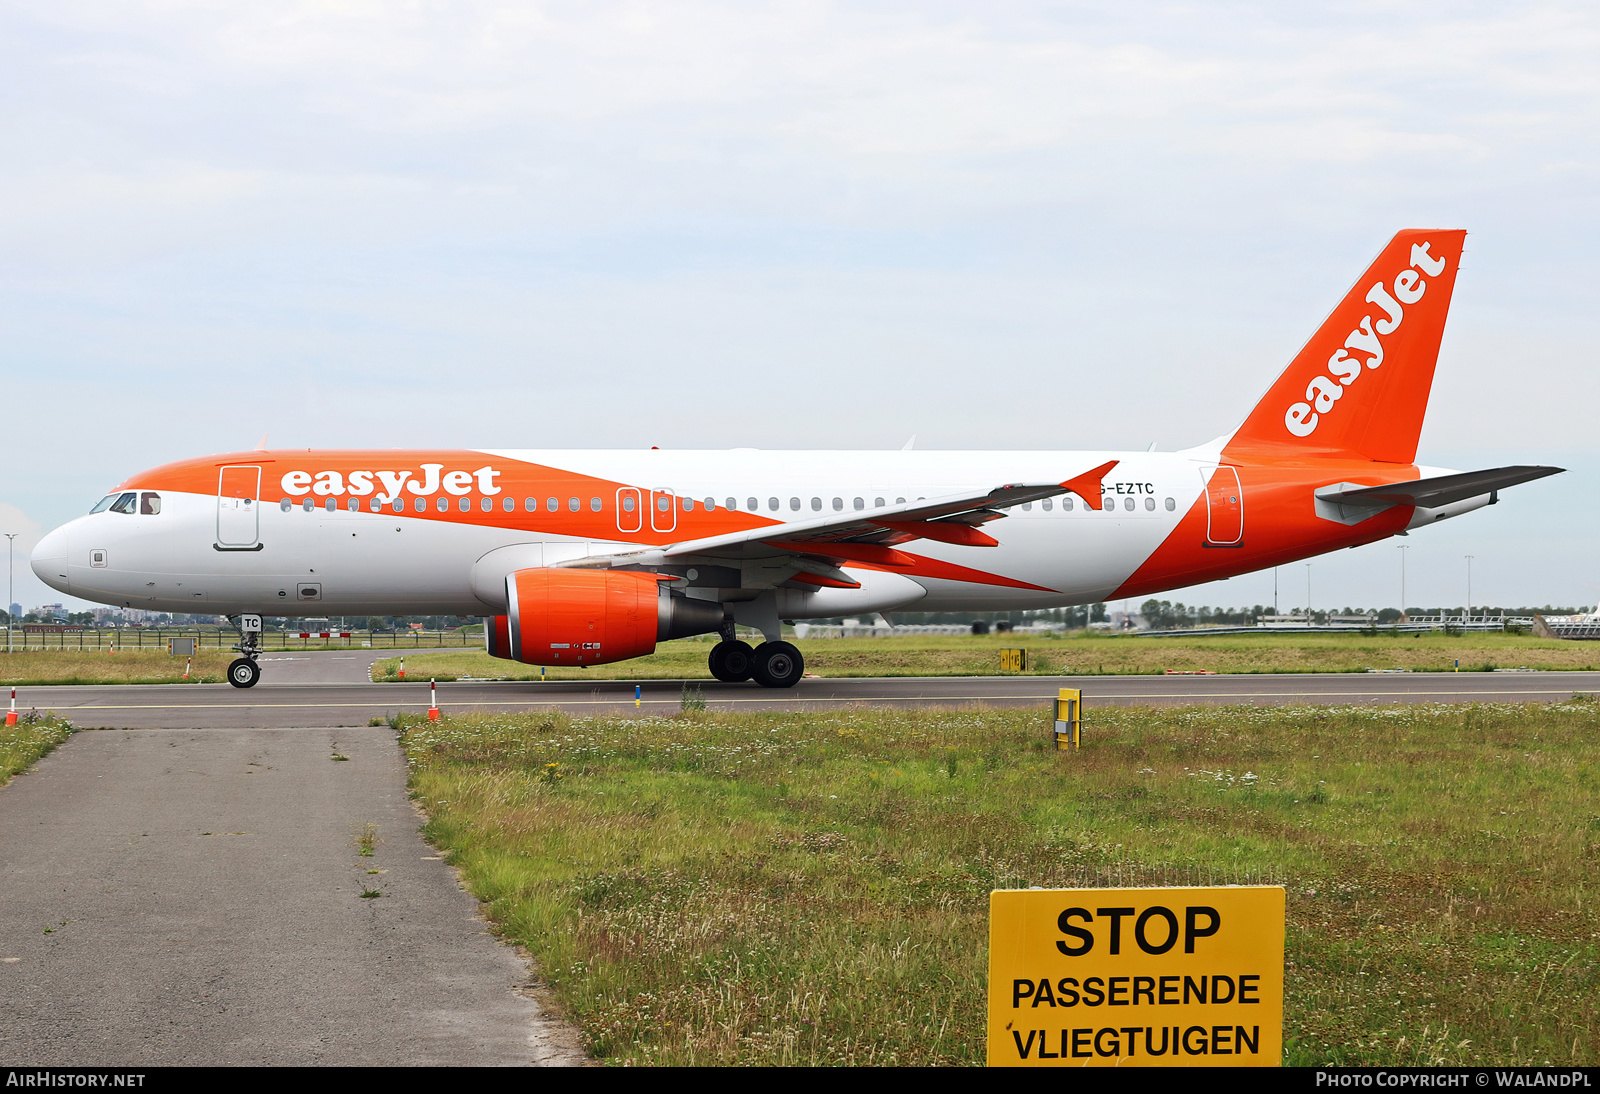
[{"left": 0, "top": 627, "right": 482, "bottom": 652}]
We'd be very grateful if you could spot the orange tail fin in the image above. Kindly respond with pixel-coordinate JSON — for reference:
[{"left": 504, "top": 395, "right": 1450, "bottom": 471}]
[{"left": 1226, "top": 229, "right": 1466, "bottom": 464}]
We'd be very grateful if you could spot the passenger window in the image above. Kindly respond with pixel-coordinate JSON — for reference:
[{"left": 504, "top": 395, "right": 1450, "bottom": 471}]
[
  {"left": 140, "top": 492, "right": 162, "bottom": 515},
  {"left": 504, "top": 497, "right": 515, "bottom": 512},
  {"left": 790, "top": 497, "right": 801, "bottom": 511},
  {"left": 748, "top": 498, "right": 758, "bottom": 511},
  {"left": 1144, "top": 497, "right": 1155, "bottom": 511},
  {"left": 591, "top": 498, "right": 603, "bottom": 512},
  {"left": 414, "top": 498, "right": 426, "bottom": 513},
  {"left": 874, "top": 497, "right": 885, "bottom": 507},
  {"left": 569, "top": 497, "right": 580, "bottom": 512},
  {"left": 1063, "top": 497, "right": 1073, "bottom": 511},
  {"left": 525, "top": 497, "right": 536, "bottom": 512},
  {"left": 1041, "top": 498, "right": 1052, "bottom": 511},
  {"left": 623, "top": 496, "right": 636, "bottom": 513},
  {"left": 461, "top": 497, "right": 472, "bottom": 512},
  {"left": 853, "top": 498, "right": 864, "bottom": 510},
  {"left": 304, "top": 499, "right": 316, "bottom": 513},
  {"left": 1124, "top": 496, "right": 1134, "bottom": 511},
  {"left": 1165, "top": 497, "right": 1176, "bottom": 511},
  {"left": 326, "top": 498, "right": 336, "bottom": 513},
  {"left": 90, "top": 494, "right": 118, "bottom": 514},
  {"left": 1021, "top": 502, "right": 1032, "bottom": 511},
  {"left": 280, "top": 498, "right": 292, "bottom": 512},
  {"left": 832, "top": 498, "right": 843, "bottom": 511},
  {"left": 682, "top": 497, "right": 694, "bottom": 511},
  {"left": 370, "top": 498, "right": 383, "bottom": 512},
  {"left": 547, "top": 497, "right": 558, "bottom": 512},
  {"left": 437, "top": 497, "right": 449, "bottom": 512},
  {"left": 391, "top": 499, "right": 403, "bottom": 513},
  {"left": 768, "top": 498, "right": 779, "bottom": 511},
  {"left": 109, "top": 493, "right": 137, "bottom": 514},
  {"left": 810, "top": 497, "right": 821, "bottom": 511},
  {"left": 895, "top": 497, "right": 906, "bottom": 505},
  {"left": 727, "top": 498, "right": 738, "bottom": 511},
  {"left": 703, "top": 497, "right": 715, "bottom": 511},
  {"left": 657, "top": 496, "right": 670, "bottom": 512}
]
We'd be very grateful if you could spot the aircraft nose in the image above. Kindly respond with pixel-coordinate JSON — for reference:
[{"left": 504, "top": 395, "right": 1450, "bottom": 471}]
[{"left": 31, "top": 525, "right": 70, "bottom": 594}]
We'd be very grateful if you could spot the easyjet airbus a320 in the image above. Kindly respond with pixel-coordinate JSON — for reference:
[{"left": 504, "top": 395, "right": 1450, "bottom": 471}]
[{"left": 31, "top": 230, "right": 1561, "bottom": 688}]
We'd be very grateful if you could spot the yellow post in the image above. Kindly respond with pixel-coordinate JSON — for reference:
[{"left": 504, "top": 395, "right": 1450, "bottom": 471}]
[{"left": 1054, "top": 688, "right": 1082, "bottom": 751}]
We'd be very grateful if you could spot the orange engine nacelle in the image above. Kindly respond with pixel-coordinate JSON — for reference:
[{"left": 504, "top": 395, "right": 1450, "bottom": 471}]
[{"left": 487, "top": 568, "right": 723, "bottom": 666}]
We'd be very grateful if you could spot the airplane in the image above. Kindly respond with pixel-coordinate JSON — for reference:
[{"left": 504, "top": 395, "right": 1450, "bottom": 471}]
[{"left": 31, "top": 229, "right": 1562, "bottom": 689}]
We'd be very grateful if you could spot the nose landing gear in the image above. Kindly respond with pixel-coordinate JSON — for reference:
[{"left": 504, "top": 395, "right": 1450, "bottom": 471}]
[{"left": 227, "top": 613, "right": 263, "bottom": 689}]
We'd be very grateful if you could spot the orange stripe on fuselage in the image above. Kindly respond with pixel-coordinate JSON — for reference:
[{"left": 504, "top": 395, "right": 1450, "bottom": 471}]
[
  {"left": 1110, "top": 459, "right": 1416, "bottom": 600},
  {"left": 117, "top": 449, "right": 1054, "bottom": 591},
  {"left": 118, "top": 449, "right": 777, "bottom": 544}
]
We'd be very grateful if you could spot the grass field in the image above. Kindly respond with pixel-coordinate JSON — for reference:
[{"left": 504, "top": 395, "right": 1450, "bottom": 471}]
[
  {"left": 375, "top": 631, "right": 1600, "bottom": 683},
  {"left": 0, "top": 713, "right": 76, "bottom": 787},
  {"left": 0, "top": 650, "right": 234, "bottom": 685},
  {"left": 402, "top": 699, "right": 1599, "bottom": 1067}
]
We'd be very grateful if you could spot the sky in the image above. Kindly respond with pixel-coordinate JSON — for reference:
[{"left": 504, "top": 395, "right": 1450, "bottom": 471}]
[{"left": 2, "top": 1, "right": 1596, "bottom": 615}]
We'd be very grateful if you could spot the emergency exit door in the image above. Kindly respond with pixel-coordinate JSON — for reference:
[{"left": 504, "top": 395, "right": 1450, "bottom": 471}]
[
  {"left": 1201, "top": 465, "right": 1243, "bottom": 546},
  {"left": 217, "top": 465, "right": 262, "bottom": 549}
]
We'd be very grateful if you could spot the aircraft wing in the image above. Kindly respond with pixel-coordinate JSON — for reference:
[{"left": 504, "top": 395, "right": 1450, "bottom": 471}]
[
  {"left": 1316, "top": 465, "right": 1563, "bottom": 510},
  {"left": 553, "top": 460, "right": 1119, "bottom": 588}
]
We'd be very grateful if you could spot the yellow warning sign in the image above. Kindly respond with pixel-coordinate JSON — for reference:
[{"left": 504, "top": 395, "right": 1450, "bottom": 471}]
[
  {"left": 987, "top": 886, "right": 1284, "bottom": 1066},
  {"left": 1000, "top": 648, "right": 1027, "bottom": 672}
]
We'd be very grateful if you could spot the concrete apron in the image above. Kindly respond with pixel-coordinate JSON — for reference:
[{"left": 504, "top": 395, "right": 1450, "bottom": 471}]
[{"left": 0, "top": 725, "right": 587, "bottom": 1066}]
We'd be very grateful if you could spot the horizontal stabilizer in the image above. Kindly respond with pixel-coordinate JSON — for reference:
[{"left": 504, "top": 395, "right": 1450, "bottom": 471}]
[{"left": 1316, "top": 465, "right": 1563, "bottom": 510}]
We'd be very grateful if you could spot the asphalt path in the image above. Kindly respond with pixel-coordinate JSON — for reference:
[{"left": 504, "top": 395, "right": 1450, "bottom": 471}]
[
  {"left": 0, "top": 725, "right": 587, "bottom": 1066},
  {"left": 10, "top": 654, "right": 1599, "bottom": 729}
]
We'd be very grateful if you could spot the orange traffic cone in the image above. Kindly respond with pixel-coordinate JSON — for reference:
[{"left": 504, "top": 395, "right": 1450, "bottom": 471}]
[
  {"left": 5, "top": 687, "right": 16, "bottom": 727},
  {"left": 427, "top": 679, "right": 440, "bottom": 722},
  {"left": 183, "top": 656, "right": 191, "bottom": 680},
  {"left": 398, "top": 657, "right": 406, "bottom": 680}
]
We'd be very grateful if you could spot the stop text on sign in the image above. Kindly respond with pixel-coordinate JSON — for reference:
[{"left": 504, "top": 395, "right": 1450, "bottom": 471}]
[{"left": 987, "top": 886, "right": 1285, "bottom": 1067}]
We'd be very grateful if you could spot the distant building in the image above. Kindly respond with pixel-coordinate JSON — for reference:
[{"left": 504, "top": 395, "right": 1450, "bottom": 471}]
[
  {"left": 32, "top": 603, "right": 68, "bottom": 622},
  {"left": 8, "top": 603, "right": 19, "bottom": 620}
]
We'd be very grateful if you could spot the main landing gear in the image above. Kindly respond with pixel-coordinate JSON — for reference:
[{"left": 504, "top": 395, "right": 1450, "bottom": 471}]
[
  {"left": 227, "top": 614, "right": 263, "bottom": 689},
  {"left": 708, "top": 638, "right": 804, "bottom": 688}
]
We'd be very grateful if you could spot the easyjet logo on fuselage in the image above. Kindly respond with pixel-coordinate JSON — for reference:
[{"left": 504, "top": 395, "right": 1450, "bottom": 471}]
[
  {"left": 1284, "top": 242, "right": 1448, "bottom": 439},
  {"left": 281, "top": 464, "right": 502, "bottom": 502}
]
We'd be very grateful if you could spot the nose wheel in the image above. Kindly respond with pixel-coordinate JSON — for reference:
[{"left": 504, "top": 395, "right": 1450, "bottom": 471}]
[{"left": 227, "top": 658, "right": 261, "bottom": 688}]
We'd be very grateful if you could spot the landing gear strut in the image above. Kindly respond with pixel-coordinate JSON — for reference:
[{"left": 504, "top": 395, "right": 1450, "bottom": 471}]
[{"left": 227, "top": 614, "right": 263, "bottom": 689}]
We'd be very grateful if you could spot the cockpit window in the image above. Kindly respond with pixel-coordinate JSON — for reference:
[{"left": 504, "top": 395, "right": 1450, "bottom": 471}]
[
  {"left": 108, "top": 493, "right": 138, "bottom": 515},
  {"left": 89, "top": 495, "right": 118, "bottom": 514},
  {"left": 140, "top": 492, "right": 161, "bottom": 515}
]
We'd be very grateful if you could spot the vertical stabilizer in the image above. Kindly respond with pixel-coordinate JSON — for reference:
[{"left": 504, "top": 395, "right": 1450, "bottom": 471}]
[{"left": 1226, "top": 230, "right": 1466, "bottom": 464}]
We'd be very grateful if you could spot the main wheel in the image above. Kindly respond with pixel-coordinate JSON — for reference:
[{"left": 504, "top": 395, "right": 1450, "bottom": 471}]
[
  {"left": 227, "top": 657, "right": 261, "bottom": 689},
  {"left": 751, "top": 641, "right": 804, "bottom": 688},
  {"left": 708, "top": 640, "right": 756, "bottom": 682}
]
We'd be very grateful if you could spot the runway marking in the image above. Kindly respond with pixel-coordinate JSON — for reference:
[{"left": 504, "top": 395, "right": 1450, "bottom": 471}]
[{"left": 45, "top": 687, "right": 1593, "bottom": 711}]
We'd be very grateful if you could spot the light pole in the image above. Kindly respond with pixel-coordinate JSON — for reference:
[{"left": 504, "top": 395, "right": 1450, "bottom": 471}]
[
  {"left": 1465, "top": 555, "right": 1474, "bottom": 619},
  {"left": 1305, "top": 563, "right": 1312, "bottom": 622},
  {"left": 5, "top": 533, "right": 15, "bottom": 654},
  {"left": 1397, "top": 545, "right": 1409, "bottom": 622}
]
